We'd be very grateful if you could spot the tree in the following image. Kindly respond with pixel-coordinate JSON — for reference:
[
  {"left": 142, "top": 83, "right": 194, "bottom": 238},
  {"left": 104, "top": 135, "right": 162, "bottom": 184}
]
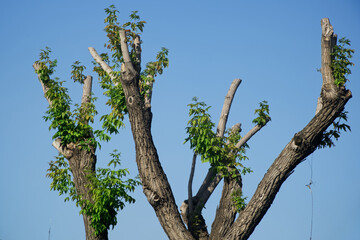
[{"left": 34, "top": 5, "right": 353, "bottom": 240}]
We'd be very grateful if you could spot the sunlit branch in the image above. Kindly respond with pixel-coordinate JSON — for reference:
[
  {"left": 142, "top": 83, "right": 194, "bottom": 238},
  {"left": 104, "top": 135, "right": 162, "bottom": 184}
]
[{"left": 88, "top": 47, "right": 118, "bottom": 84}]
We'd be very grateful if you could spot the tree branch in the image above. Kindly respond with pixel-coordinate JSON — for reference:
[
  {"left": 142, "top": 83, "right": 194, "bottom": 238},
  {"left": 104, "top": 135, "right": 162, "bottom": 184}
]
[
  {"left": 317, "top": 17, "right": 338, "bottom": 112},
  {"left": 33, "top": 62, "right": 76, "bottom": 158},
  {"left": 133, "top": 35, "right": 142, "bottom": 72},
  {"left": 52, "top": 138, "right": 74, "bottom": 158},
  {"left": 144, "top": 74, "right": 154, "bottom": 109},
  {"left": 217, "top": 78, "right": 242, "bottom": 137},
  {"left": 119, "top": 30, "right": 132, "bottom": 64},
  {"left": 81, "top": 76, "right": 92, "bottom": 106},
  {"left": 194, "top": 122, "right": 265, "bottom": 209},
  {"left": 88, "top": 47, "right": 118, "bottom": 84},
  {"left": 210, "top": 170, "right": 242, "bottom": 240},
  {"left": 115, "top": 30, "right": 194, "bottom": 239},
  {"left": 119, "top": 30, "right": 137, "bottom": 83},
  {"left": 235, "top": 121, "right": 268, "bottom": 149},
  {"left": 225, "top": 18, "right": 352, "bottom": 240},
  {"left": 193, "top": 79, "right": 242, "bottom": 206},
  {"left": 33, "top": 62, "right": 51, "bottom": 105},
  {"left": 185, "top": 78, "right": 242, "bottom": 238},
  {"left": 188, "top": 153, "right": 197, "bottom": 215}
]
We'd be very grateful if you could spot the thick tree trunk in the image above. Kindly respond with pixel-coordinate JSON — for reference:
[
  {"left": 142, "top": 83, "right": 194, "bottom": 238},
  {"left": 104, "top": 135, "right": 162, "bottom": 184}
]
[
  {"left": 116, "top": 31, "right": 195, "bottom": 240},
  {"left": 67, "top": 147, "right": 108, "bottom": 240}
]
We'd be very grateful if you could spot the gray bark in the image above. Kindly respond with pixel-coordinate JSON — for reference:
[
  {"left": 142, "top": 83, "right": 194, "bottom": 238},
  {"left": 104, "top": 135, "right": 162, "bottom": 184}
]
[{"left": 90, "top": 30, "right": 195, "bottom": 240}]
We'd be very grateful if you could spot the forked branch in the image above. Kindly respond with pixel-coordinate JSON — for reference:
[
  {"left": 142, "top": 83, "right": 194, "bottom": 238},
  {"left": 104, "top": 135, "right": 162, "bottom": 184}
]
[{"left": 224, "top": 18, "right": 352, "bottom": 240}]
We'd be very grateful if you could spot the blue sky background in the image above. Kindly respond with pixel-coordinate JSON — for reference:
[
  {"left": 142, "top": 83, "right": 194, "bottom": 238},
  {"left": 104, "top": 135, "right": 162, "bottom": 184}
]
[{"left": 0, "top": 0, "right": 359, "bottom": 239}]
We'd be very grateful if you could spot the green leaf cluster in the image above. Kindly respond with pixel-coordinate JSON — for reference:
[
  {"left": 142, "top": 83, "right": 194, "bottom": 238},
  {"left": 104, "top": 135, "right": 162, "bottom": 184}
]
[
  {"left": 40, "top": 7, "right": 170, "bottom": 235},
  {"left": 35, "top": 48, "right": 98, "bottom": 149},
  {"left": 319, "top": 111, "right": 351, "bottom": 148},
  {"left": 231, "top": 189, "right": 247, "bottom": 213},
  {"left": 71, "top": 61, "right": 87, "bottom": 83},
  {"left": 184, "top": 97, "right": 251, "bottom": 177},
  {"left": 140, "top": 47, "right": 169, "bottom": 98},
  {"left": 46, "top": 151, "right": 140, "bottom": 236},
  {"left": 101, "top": 6, "right": 169, "bottom": 101},
  {"left": 252, "top": 100, "right": 271, "bottom": 126},
  {"left": 331, "top": 37, "right": 355, "bottom": 87},
  {"left": 81, "top": 150, "right": 140, "bottom": 235},
  {"left": 104, "top": 6, "right": 145, "bottom": 67},
  {"left": 46, "top": 155, "right": 78, "bottom": 202}
]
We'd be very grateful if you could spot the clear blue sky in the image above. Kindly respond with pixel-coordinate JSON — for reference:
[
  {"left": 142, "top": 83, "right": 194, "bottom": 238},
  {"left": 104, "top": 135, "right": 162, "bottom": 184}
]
[{"left": 1, "top": 0, "right": 359, "bottom": 239}]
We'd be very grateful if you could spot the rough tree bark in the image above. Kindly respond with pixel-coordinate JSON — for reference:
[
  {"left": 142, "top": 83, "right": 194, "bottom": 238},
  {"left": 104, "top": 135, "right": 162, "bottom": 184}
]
[
  {"left": 88, "top": 18, "right": 351, "bottom": 240},
  {"left": 34, "top": 66, "right": 108, "bottom": 240},
  {"left": 90, "top": 31, "right": 195, "bottom": 239}
]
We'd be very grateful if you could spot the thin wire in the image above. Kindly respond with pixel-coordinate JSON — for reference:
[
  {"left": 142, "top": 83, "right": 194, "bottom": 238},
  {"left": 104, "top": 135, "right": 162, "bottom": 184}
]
[
  {"left": 48, "top": 218, "right": 51, "bottom": 240},
  {"left": 306, "top": 155, "right": 314, "bottom": 240}
]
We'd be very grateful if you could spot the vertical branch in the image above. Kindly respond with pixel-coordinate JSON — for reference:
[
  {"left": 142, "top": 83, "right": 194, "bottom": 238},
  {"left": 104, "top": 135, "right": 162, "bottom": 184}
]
[
  {"left": 194, "top": 78, "right": 242, "bottom": 203},
  {"left": 217, "top": 78, "right": 242, "bottom": 137},
  {"left": 188, "top": 153, "right": 197, "bottom": 215},
  {"left": 81, "top": 76, "right": 92, "bottom": 106},
  {"left": 210, "top": 124, "right": 242, "bottom": 239},
  {"left": 119, "top": 30, "right": 138, "bottom": 84},
  {"left": 112, "top": 28, "right": 194, "bottom": 240},
  {"left": 80, "top": 75, "right": 93, "bottom": 126},
  {"left": 210, "top": 171, "right": 242, "bottom": 240},
  {"left": 182, "top": 78, "right": 242, "bottom": 238},
  {"left": 119, "top": 30, "right": 132, "bottom": 63},
  {"left": 133, "top": 35, "right": 142, "bottom": 72},
  {"left": 144, "top": 74, "right": 154, "bottom": 109},
  {"left": 317, "top": 18, "right": 338, "bottom": 114}
]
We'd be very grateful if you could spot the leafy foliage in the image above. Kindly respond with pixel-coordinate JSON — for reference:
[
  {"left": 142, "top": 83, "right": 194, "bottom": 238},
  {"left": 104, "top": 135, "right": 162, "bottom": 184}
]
[
  {"left": 46, "top": 151, "right": 140, "bottom": 235},
  {"left": 71, "top": 61, "right": 87, "bottom": 83},
  {"left": 93, "top": 6, "right": 168, "bottom": 135},
  {"left": 140, "top": 47, "right": 169, "bottom": 98},
  {"left": 231, "top": 189, "right": 247, "bottom": 213},
  {"left": 81, "top": 150, "right": 140, "bottom": 235},
  {"left": 47, "top": 155, "right": 77, "bottom": 202},
  {"left": 184, "top": 97, "right": 251, "bottom": 177},
  {"left": 38, "top": 7, "right": 171, "bottom": 236},
  {"left": 319, "top": 111, "right": 351, "bottom": 148},
  {"left": 35, "top": 48, "right": 98, "bottom": 149},
  {"left": 252, "top": 100, "right": 271, "bottom": 126},
  {"left": 331, "top": 37, "right": 354, "bottom": 87}
]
